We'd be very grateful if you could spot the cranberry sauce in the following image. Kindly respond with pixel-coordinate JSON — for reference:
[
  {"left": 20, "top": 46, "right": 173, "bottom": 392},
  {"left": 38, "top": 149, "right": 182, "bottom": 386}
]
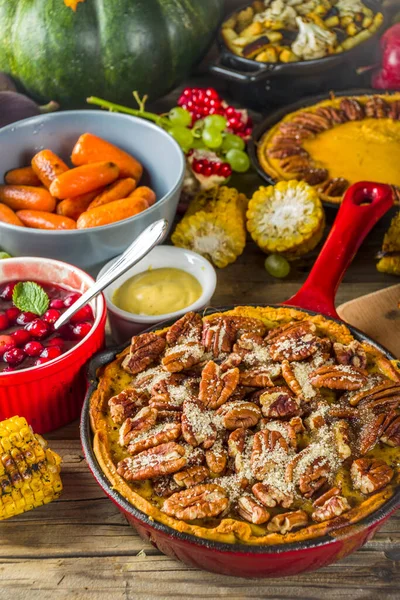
[{"left": 0, "top": 280, "right": 94, "bottom": 372}]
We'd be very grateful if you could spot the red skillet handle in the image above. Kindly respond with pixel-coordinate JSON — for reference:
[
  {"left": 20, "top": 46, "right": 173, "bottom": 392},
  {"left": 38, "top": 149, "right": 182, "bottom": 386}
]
[{"left": 283, "top": 182, "right": 394, "bottom": 319}]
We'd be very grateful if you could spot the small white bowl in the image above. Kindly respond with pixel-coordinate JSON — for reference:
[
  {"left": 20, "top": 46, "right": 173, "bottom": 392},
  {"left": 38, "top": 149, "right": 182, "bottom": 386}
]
[{"left": 98, "top": 246, "right": 217, "bottom": 343}]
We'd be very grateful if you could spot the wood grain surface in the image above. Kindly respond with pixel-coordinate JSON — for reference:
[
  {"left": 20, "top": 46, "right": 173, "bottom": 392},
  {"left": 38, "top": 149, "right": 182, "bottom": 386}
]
[{"left": 1, "top": 1, "right": 400, "bottom": 597}]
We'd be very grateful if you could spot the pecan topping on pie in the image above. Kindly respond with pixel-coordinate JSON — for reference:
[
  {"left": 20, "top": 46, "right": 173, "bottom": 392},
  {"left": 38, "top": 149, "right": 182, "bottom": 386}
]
[
  {"left": 237, "top": 495, "right": 270, "bottom": 525},
  {"left": 198, "top": 360, "right": 239, "bottom": 409},
  {"left": 309, "top": 365, "right": 368, "bottom": 390},
  {"left": 166, "top": 311, "right": 203, "bottom": 346},
  {"left": 259, "top": 386, "right": 301, "bottom": 419},
  {"left": 173, "top": 465, "right": 209, "bottom": 488},
  {"left": 340, "top": 98, "right": 364, "bottom": 121},
  {"left": 267, "top": 510, "right": 308, "bottom": 534},
  {"left": 109, "top": 388, "right": 149, "bottom": 425},
  {"left": 333, "top": 341, "right": 367, "bottom": 370},
  {"left": 252, "top": 482, "right": 294, "bottom": 509},
  {"left": 351, "top": 458, "right": 394, "bottom": 494},
  {"left": 117, "top": 442, "right": 186, "bottom": 481},
  {"left": 122, "top": 333, "right": 166, "bottom": 375},
  {"left": 312, "top": 494, "right": 350, "bottom": 523},
  {"left": 218, "top": 401, "right": 261, "bottom": 430},
  {"left": 162, "top": 484, "right": 229, "bottom": 520}
]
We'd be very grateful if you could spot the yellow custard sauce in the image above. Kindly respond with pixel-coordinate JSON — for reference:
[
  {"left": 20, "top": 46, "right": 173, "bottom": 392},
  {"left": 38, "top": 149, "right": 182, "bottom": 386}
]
[{"left": 113, "top": 268, "right": 202, "bottom": 316}]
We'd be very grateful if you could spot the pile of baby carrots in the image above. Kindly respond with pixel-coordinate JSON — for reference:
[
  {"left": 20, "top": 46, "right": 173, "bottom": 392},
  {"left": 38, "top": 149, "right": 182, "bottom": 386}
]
[{"left": 0, "top": 133, "right": 156, "bottom": 230}]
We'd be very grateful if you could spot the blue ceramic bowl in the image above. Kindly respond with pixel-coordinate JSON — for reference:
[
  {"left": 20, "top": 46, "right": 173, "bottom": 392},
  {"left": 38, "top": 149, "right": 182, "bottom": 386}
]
[{"left": 0, "top": 111, "right": 185, "bottom": 269}]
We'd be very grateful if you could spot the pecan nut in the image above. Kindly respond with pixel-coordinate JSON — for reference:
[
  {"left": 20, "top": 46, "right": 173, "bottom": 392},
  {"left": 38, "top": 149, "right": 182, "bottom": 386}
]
[
  {"left": 279, "top": 155, "right": 312, "bottom": 174},
  {"left": 297, "top": 457, "right": 331, "bottom": 498},
  {"left": 118, "top": 406, "right": 158, "bottom": 447},
  {"left": 333, "top": 341, "right": 367, "bottom": 370},
  {"left": 162, "top": 342, "right": 204, "bottom": 373},
  {"left": 166, "top": 311, "right": 203, "bottom": 346},
  {"left": 267, "top": 144, "right": 307, "bottom": 160},
  {"left": 365, "top": 97, "right": 389, "bottom": 119},
  {"left": 267, "top": 510, "right": 308, "bottom": 534},
  {"left": 301, "top": 167, "right": 329, "bottom": 186},
  {"left": 389, "top": 100, "right": 400, "bottom": 120},
  {"left": 117, "top": 442, "right": 186, "bottom": 481},
  {"left": 152, "top": 475, "right": 181, "bottom": 497},
  {"left": 239, "top": 367, "right": 275, "bottom": 388},
  {"left": 217, "top": 401, "right": 261, "bottom": 430},
  {"left": 162, "top": 484, "right": 229, "bottom": 520},
  {"left": 122, "top": 333, "right": 166, "bottom": 375},
  {"left": 332, "top": 420, "right": 352, "bottom": 460},
  {"left": 205, "top": 438, "right": 228, "bottom": 475},
  {"left": 319, "top": 177, "right": 349, "bottom": 197},
  {"left": 281, "top": 360, "right": 303, "bottom": 398},
  {"left": 348, "top": 381, "right": 400, "bottom": 410},
  {"left": 309, "top": 365, "right": 368, "bottom": 390},
  {"left": 198, "top": 360, "right": 239, "bottom": 409},
  {"left": 181, "top": 399, "right": 217, "bottom": 448},
  {"left": 108, "top": 387, "right": 149, "bottom": 425},
  {"left": 268, "top": 322, "right": 320, "bottom": 362},
  {"left": 316, "top": 106, "right": 347, "bottom": 124},
  {"left": 259, "top": 386, "right": 301, "bottom": 419},
  {"left": 351, "top": 458, "right": 394, "bottom": 494},
  {"left": 292, "top": 112, "right": 331, "bottom": 133},
  {"left": 126, "top": 422, "right": 182, "bottom": 456},
  {"left": 237, "top": 495, "right": 270, "bottom": 525},
  {"left": 312, "top": 495, "right": 350, "bottom": 523},
  {"left": 251, "top": 429, "right": 289, "bottom": 480},
  {"left": 340, "top": 98, "right": 364, "bottom": 120},
  {"left": 278, "top": 122, "right": 315, "bottom": 140},
  {"left": 173, "top": 465, "right": 209, "bottom": 488},
  {"left": 252, "top": 482, "right": 294, "bottom": 509},
  {"left": 227, "top": 428, "right": 253, "bottom": 476},
  {"left": 202, "top": 317, "right": 236, "bottom": 357},
  {"left": 358, "top": 411, "right": 389, "bottom": 455},
  {"left": 380, "top": 412, "right": 400, "bottom": 447}
]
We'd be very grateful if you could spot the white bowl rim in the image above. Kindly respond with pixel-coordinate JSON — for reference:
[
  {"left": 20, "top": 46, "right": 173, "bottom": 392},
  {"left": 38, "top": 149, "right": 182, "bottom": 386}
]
[
  {"left": 99, "top": 246, "right": 217, "bottom": 324},
  {"left": 0, "top": 256, "right": 106, "bottom": 376},
  {"left": 0, "top": 110, "right": 186, "bottom": 235}
]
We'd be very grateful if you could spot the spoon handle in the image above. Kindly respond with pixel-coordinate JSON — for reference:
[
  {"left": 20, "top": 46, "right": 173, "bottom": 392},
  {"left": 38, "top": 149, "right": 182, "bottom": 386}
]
[{"left": 54, "top": 219, "right": 169, "bottom": 330}]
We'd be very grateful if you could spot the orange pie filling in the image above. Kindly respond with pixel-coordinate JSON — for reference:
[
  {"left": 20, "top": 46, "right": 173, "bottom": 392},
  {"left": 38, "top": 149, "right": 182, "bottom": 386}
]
[{"left": 90, "top": 306, "right": 400, "bottom": 545}]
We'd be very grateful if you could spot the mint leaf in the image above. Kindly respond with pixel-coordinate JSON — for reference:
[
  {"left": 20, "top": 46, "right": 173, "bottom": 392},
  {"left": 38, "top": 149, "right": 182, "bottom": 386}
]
[
  {"left": 0, "top": 252, "right": 11, "bottom": 259},
  {"left": 12, "top": 282, "right": 50, "bottom": 316}
]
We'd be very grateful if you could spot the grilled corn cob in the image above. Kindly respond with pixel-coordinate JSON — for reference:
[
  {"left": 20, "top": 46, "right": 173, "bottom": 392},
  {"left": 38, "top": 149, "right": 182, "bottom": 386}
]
[
  {"left": 172, "top": 186, "right": 247, "bottom": 268},
  {"left": 246, "top": 180, "right": 325, "bottom": 259},
  {"left": 377, "top": 211, "right": 400, "bottom": 276},
  {"left": 0, "top": 416, "right": 62, "bottom": 520}
]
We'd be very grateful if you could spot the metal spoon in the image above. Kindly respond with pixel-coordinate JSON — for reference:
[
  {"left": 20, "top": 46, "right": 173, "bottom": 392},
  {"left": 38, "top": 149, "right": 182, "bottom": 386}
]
[{"left": 54, "top": 219, "right": 169, "bottom": 330}]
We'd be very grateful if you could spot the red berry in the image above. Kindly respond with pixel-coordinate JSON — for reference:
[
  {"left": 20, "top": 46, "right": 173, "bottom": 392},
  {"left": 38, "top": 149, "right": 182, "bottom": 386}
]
[
  {"left": 25, "top": 319, "right": 49, "bottom": 339},
  {"left": 6, "top": 307, "right": 20, "bottom": 323},
  {"left": 182, "top": 88, "right": 192, "bottom": 97},
  {"left": 17, "top": 311, "right": 36, "bottom": 325},
  {"left": 225, "top": 106, "right": 236, "bottom": 116},
  {"left": 40, "top": 346, "right": 62, "bottom": 360},
  {"left": 11, "top": 329, "right": 31, "bottom": 347},
  {"left": 219, "top": 163, "right": 232, "bottom": 178},
  {"left": 34, "top": 358, "right": 47, "bottom": 366},
  {"left": 0, "top": 335, "right": 15, "bottom": 357},
  {"left": 3, "top": 347, "right": 25, "bottom": 366},
  {"left": 43, "top": 308, "right": 61, "bottom": 324},
  {"left": 50, "top": 298, "right": 64, "bottom": 309},
  {"left": 0, "top": 282, "right": 16, "bottom": 301},
  {"left": 72, "top": 321, "right": 92, "bottom": 340},
  {"left": 64, "top": 293, "right": 81, "bottom": 308},
  {"left": 70, "top": 305, "right": 93, "bottom": 324},
  {"left": 0, "top": 313, "right": 8, "bottom": 330},
  {"left": 205, "top": 88, "right": 219, "bottom": 99},
  {"left": 192, "top": 160, "right": 203, "bottom": 174},
  {"left": 24, "top": 341, "right": 44, "bottom": 357},
  {"left": 203, "top": 165, "right": 213, "bottom": 177},
  {"left": 46, "top": 336, "right": 64, "bottom": 348}
]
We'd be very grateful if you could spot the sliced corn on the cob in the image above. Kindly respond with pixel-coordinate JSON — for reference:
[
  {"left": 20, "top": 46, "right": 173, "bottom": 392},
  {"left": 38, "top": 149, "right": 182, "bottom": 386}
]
[
  {"left": 0, "top": 416, "right": 62, "bottom": 520},
  {"left": 172, "top": 186, "right": 247, "bottom": 268},
  {"left": 246, "top": 180, "right": 325, "bottom": 259},
  {"left": 377, "top": 211, "right": 400, "bottom": 276}
]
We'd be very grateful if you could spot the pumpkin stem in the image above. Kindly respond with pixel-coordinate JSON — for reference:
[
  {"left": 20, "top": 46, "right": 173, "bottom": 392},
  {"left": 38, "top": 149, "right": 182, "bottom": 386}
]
[
  {"left": 86, "top": 96, "right": 170, "bottom": 129},
  {"left": 39, "top": 101, "right": 59, "bottom": 114}
]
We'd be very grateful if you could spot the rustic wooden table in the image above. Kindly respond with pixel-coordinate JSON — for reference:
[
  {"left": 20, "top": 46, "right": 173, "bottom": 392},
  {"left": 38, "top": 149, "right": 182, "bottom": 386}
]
[{"left": 1, "top": 2, "right": 400, "bottom": 597}]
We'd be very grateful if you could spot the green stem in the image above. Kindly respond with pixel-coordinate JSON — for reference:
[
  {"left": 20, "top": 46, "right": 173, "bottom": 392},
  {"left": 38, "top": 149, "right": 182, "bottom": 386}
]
[
  {"left": 86, "top": 96, "right": 169, "bottom": 128},
  {"left": 39, "top": 100, "right": 59, "bottom": 113}
]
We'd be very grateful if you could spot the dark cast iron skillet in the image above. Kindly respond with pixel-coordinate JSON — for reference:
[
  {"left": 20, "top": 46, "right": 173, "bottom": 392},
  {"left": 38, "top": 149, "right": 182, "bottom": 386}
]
[
  {"left": 249, "top": 88, "right": 399, "bottom": 209},
  {"left": 81, "top": 181, "right": 400, "bottom": 578},
  {"left": 209, "top": 1, "right": 385, "bottom": 109}
]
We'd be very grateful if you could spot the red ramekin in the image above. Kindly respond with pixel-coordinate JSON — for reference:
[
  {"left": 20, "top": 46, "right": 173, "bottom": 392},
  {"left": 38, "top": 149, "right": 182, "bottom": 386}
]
[{"left": 0, "top": 257, "right": 106, "bottom": 433}]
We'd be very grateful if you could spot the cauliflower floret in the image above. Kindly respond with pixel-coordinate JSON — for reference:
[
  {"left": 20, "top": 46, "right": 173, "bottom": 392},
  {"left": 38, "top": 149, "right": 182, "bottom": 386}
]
[
  {"left": 292, "top": 17, "right": 336, "bottom": 60},
  {"left": 254, "top": 0, "right": 298, "bottom": 27},
  {"left": 293, "top": 1, "right": 320, "bottom": 15},
  {"left": 336, "top": 0, "right": 366, "bottom": 16}
]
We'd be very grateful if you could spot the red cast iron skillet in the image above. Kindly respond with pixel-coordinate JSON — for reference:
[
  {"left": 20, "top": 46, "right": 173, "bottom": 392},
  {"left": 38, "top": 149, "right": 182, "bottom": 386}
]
[{"left": 81, "top": 181, "right": 400, "bottom": 578}]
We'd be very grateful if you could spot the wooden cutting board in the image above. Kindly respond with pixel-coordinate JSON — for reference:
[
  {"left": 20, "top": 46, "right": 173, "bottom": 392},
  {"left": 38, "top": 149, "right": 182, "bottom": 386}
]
[{"left": 337, "top": 284, "right": 400, "bottom": 358}]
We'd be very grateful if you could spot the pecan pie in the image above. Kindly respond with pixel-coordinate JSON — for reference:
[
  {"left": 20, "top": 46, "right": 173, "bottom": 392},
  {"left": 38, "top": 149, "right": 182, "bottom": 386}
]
[
  {"left": 258, "top": 93, "right": 400, "bottom": 205},
  {"left": 90, "top": 306, "right": 400, "bottom": 545}
]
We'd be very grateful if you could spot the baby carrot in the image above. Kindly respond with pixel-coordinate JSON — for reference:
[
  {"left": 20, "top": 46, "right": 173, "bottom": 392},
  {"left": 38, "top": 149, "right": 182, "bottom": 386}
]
[
  {"left": 5, "top": 166, "right": 41, "bottom": 186},
  {"left": 31, "top": 149, "right": 69, "bottom": 189},
  {"left": 71, "top": 133, "right": 143, "bottom": 181},
  {"left": 88, "top": 177, "right": 136, "bottom": 210},
  {"left": 49, "top": 161, "right": 119, "bottom": 199},
  {"left": 17, "top": 210, "right": 77, "bottom": 230},
  {"left": 76, "top": 186, "right": 156, "bottom": 229},
  {"left": 0, "top": 203, "right": 25, "bottom": 227},
  {"left": 56, "top": 190, "right": 100, "bottom": 220},
  {"left": 0, "top": 185, "right": 56, "bottom": 212}
]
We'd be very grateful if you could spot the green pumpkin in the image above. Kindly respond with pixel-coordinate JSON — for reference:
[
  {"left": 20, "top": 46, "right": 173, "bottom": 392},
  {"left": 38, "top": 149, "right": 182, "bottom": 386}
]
[{"left": 0, "top": 0, "right": 224, "bottom": 108}]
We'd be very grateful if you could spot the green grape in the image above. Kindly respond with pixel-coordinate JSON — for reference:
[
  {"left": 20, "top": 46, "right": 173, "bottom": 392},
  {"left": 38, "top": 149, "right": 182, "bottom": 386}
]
[
  {"left": 204, "top": 114, "right": 227, "bottom": 132},
  {"left": 264, "top": 254, "right": 291, "bottom": 279},
  {"left": 169, "top": 126, "right": 194, "bottom": 151},
  {"left": 0, "top": 252, "right": 11, "bottom": 260},
  {"left": 222, "top": 133, "right": 245, "bottom": 152},
  {"left": 191, "top": 138, "right": 207, "bottom": 149},
  {"left": 202, "top": 126, "right": 223, "bottom": 149},
  {"left": 226, "top": 149, "right": 250, "bottom": 173},
  {"left": 169, "top": 107, "right": 192, "bottom": 127}
]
